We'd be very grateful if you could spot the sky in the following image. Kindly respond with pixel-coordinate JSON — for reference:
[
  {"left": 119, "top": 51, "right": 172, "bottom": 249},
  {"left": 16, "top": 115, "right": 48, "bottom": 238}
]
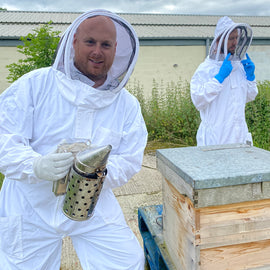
[{"left": 1, "top": 0, "right": 270, "bottom": 16}]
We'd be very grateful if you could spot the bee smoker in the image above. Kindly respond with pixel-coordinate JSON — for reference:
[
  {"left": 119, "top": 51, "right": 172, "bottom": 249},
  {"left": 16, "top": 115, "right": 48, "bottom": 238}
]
[{"left": 62, "top": 144, "right": 112, "bottom": 221}]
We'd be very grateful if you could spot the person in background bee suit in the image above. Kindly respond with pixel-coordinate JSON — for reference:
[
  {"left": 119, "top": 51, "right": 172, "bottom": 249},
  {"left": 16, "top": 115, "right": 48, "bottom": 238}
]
[
  {"left": 0, "top": 9, "right": 147, "bottom": 269},
  {"left": 190, "top": 16, "right": 258, "bottom": 146}
]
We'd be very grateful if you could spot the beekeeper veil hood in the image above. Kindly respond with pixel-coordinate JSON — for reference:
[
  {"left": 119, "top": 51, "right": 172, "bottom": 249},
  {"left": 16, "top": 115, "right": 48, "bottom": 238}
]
[
  {"left": 209, "top": 16, "right": 253, "bottom": 61},
  {"left": 53, "top": 9, "right": 138, "bottom": 93}
]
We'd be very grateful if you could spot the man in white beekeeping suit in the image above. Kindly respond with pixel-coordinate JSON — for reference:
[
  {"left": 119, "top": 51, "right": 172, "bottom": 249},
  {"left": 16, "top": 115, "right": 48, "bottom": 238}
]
[
  {"left": 190, "top": 16, "right": 258, "bottom": 146},
  {"left": 0, "top": 9, "right": 147, "bottom": 269}
]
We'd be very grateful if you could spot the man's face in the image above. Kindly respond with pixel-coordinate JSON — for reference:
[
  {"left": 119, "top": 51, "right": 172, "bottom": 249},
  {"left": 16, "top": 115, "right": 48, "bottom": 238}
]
[
  {"left": 227, "top": 28, "right": 239, "bottom": 54},
  {"left": 219, "top": 28, "right": 239, "bottom": 55},
  {"left": 73, "top": 16, "right": 117, "bottom": 86}
]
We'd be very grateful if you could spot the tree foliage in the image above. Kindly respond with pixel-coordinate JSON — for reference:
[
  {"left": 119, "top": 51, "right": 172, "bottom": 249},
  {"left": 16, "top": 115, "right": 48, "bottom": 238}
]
[{"left": 6, "top": 21, "right": 60, "bottom": 82}]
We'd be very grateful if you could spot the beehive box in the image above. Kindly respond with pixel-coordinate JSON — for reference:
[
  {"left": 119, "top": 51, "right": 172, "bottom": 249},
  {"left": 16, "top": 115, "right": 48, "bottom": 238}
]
[{"left": 156, "top": 144, "right": 270, "bottom": 270}]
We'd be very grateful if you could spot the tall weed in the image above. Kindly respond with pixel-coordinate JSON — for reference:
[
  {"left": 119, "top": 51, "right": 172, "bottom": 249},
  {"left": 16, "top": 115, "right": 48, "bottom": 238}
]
[
  {"left": 129, "top": 78, "right": 270, "bottom": 151},
  {"left": 0, "top": 173, "right": 3, "bottom": 190},
  {"left": 128, "top": 78, "right": 200, "bottom": 146},
  {"left": 246, "top": 80, "right": 270, "bottom": 150}
]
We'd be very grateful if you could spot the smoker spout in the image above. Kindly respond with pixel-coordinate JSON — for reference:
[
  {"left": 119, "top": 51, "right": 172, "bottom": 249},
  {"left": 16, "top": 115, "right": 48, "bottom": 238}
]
[{"left": 75, "top": 145, "right": 112, "bottom": 174}]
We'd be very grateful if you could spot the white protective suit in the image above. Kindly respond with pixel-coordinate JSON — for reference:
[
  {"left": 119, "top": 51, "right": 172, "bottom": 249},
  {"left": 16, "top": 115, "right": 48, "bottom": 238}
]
[
  {"left": 0, "top": 10, "right": 148, "bottom": 270},
  {"left": 190, "top": 16, "right": 258, "bottom": 146}
]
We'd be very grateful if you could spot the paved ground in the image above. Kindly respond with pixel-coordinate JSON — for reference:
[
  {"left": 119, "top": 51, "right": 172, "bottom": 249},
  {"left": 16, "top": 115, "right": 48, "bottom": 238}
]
[{"left": 60, "top": 154, "right": 163, "bottom": 270}]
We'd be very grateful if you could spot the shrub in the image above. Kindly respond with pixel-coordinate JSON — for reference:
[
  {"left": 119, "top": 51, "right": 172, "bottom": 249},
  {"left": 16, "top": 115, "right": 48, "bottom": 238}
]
[
  {"left": 246, "top": 80, "right": 270, "bottom": 150},
  {"left": 129, "top": 78, "right": 270, "bottom": 151},
  {"left": 128, "top": 78, "right": 200, "bottom": 146}
]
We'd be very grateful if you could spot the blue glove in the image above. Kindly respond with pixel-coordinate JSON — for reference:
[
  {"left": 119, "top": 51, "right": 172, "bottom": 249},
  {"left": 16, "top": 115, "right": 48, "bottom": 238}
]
[
  {"left": 214, "top": 53, "right": 233, "bottom": 83},
  {"left": 241, "top": 53, "right": 255, "bottom": 81}
]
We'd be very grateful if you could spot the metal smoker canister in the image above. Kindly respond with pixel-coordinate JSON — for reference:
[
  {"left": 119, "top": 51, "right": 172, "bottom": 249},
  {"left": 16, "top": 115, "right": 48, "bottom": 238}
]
[{"left": 62, "top": 145, "right": 112, "bottom": 221}]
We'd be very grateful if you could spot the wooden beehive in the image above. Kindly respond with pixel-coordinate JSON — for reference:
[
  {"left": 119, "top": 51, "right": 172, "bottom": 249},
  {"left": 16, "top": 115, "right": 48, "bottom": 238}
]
[{"left": 156, "top": 144, "right": 270, "bottom": 270}]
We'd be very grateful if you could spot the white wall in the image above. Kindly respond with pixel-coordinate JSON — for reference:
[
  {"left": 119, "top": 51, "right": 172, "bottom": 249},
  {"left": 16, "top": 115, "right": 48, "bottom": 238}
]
[
  {"left": 128, "top": 45, "right": 206, "bottom": 98},
  {"left": 0, "top": 47, "right": 22, "bottom": 93},
  {"left": 248, "top": 46, "right": 270, "bottom": 83},
  {"left": 0, "top": 45, "right": 270, "bottom": 95}
]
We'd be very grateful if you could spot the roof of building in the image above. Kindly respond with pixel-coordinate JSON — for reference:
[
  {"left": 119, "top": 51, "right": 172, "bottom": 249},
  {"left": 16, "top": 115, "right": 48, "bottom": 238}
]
[{"left": 1, "top": 10, "right": 270, "bottom": 41}]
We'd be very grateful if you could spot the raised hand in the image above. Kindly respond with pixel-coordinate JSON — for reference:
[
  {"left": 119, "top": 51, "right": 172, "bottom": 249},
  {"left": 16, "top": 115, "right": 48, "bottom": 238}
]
[
  {"left": 241, "top": 53, "right": 255, "bottom": 81},
  {"left": 214, "top": 53, "right": 233, "bottom": 83}
]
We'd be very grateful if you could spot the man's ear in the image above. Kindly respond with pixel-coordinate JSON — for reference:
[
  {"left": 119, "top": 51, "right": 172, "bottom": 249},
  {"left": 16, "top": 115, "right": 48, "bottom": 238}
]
[
  {"left": 73, "top": 33, "right": 77, "bottom": 48},
  {"left": 114, "top": 41, "right": 117, "bottom": 54}
]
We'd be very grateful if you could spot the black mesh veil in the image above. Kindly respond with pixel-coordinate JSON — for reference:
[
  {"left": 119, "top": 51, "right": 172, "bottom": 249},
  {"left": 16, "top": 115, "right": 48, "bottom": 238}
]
[
  {"left": 209, "top": 23, "right": 253, "bottom": 61},
  {"left": 235, "top": 26, "right": 252, "bottom": 60}
]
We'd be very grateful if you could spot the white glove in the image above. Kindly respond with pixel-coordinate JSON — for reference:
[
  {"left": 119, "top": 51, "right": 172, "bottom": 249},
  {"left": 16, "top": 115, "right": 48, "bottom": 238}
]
[{"left": 33, "top": 151, "right": 74, "bottom": 181}]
